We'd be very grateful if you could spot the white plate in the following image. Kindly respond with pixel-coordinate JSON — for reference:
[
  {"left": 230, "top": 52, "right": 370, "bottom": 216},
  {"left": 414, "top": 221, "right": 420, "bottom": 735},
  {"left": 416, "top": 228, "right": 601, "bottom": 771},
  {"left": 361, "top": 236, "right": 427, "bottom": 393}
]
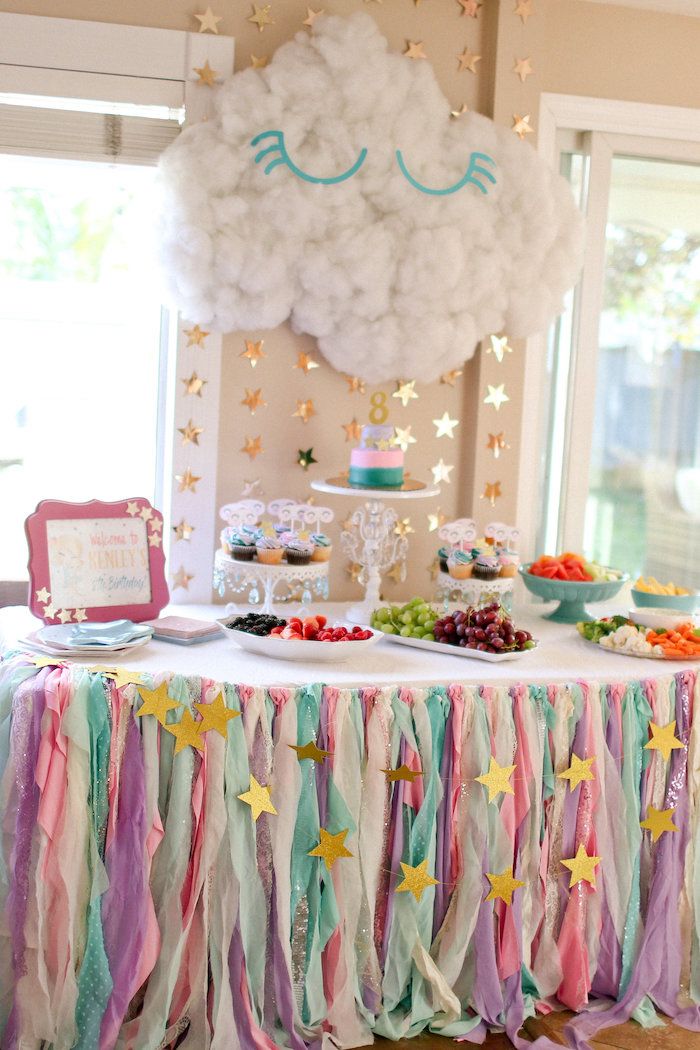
[
  {"left": 217, "top": 618, "right": 381, "bottom": 663},
  {"left": 628, "top": 607, "right": 698, "bottom": 632},
  {"left": 380, "top": 632, "right": 538, "bottom": 662}
]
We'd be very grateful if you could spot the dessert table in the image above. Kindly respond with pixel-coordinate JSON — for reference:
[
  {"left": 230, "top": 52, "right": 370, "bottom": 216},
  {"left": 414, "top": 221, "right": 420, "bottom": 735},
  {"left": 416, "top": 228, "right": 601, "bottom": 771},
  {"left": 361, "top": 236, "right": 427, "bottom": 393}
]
[{"left": 0, "top": 600, "right": 699, "bottom": 1050}]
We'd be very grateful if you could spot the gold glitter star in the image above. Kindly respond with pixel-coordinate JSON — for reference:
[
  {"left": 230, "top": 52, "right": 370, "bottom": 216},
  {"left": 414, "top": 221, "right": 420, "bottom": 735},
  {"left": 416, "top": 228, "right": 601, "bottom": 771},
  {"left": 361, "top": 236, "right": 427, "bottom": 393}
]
[
  {"left": 562, "top": 844, "right": 601, "bottom": 889},
  {"left": 182, "top": 372, "right": 207, "bottom": 397},
  {"left": 250, "top": 54, "right": 268, "bottom": 68},
  {"left": 458, "top": 0, "right": 481, "bottom": 13},
  {"left": 404, "top": 40, "right": 426, "bottom": 59},
  {"left": 194, "top": 692, "right": 240, "bottom": 738},
  {"left": 484, "top": 384, "right": 510, "bottom": 411},
  {"left": 383, "top": 764, "right": 423, "bottom": 783},
  {"left": 30, "top": 655, "right": 67, "bottom": 668},
  {"left": 185, "top": 324, "right": 209, "bottom": 345},
  {"left": 126, "top": 501, "right": 139, "bottom": 516},
  {"left": 512, "top": 114, "right": 534, "bottom": 140},
  {"left": 393, "top": 517, "right": 414, "bottom": 538},
  {"left": 193, "top": 60, "right": 218, "bottom": 86},
  {"left": 42, "top": 602, "right": 57, "bottom": 619},
  {"left": 179, "top": 419, "right": 204, "bottom": 445},
  {"left": 303, "top": 5, "right": 324, "bottom": 28},
  {"left": 514, "top": 57, "right": 533, "bottom": 82},
  {"left": 173, "top": 519, "right": 195, "bottom": 542},
  {"left": 164, "top": 709, "right": 206, "bottom": 754},
  {"left": 57, "top": 608, "right": 73, "bottom": 624},
  {"left": 514, "top": 0, "right": 534, "bottom": 23},
  {"left": 640, "top": 805, "right": 679, "bottom": 843},
  {"left": 293, "top": 399, "right": 316, "bottom": 424},
  {"left": 290, "top": 741, "right": 330, "bottom": 762},
  {"left": 393, "top": 380, "right": 418, "bottom": 407},
  {"left": 386, "top": 562, "right": 405, "bottom": 584},
  {"left": 488, "top": 334, "right": 513, "bottom": 363},
  {"left": 450, "top": 103, "right": 469, "bottom": 120},
  {"left": 140, "top": 506, "right": 153, "bottom": 522},
  {"left": 392, "top": 425, "right": 416, "bottom": 453},
  {"left": 73, "top": 607, "right": 88, "bottom": 622},
  {"left": 91, "top": 667, "right": 144, "bottom": 689},
  {"left": 176, "top": 467, "right": 201, "bottom": 493},
  {"left": 431, "top": 459, "right": 454, "bottom": 485},
  {"left": 428, "top": 509, "right": 447, "bottom": 532},
  {"left": 195, "top": 6, "right": 223, "bottom": 32},
  {"left": 172, "top": 566, "right": 194, "bottom": 590},
  {"left": 342, "top": 418, "right": 362, "bottom": 443},
  {"left": 481, "top": 481, "right": 502, "bottom": 507},
  {"left": 308, "top": 828, "right": 353, "bottom": 870},
  {"left": 242, "top": 435, "right": 263, "bottom": 459},
  {"left": 241, "top": 339, "right": 266, "bottom": 367},
  {"left": 238, "top": 775, "right": 277, "bottom": 820},
  {"left": 396, "top": 859, "right": 438, "bottom": 902},
  {"left": 241, "top": 388, "right": 267, "bottom": 414},
  {"left": 427, "top": 556, "right": 439, "bottom": 582},
  {"left": 345, "top": 375, "right": 366, "bottom": 394},
  {"left": 297, "top": 447, "right": 317, "bottom": 470},
  {"left": 487, "top": 432, "right": 509, "bottom": 459},
  {"left": 248, "top": 3, "right": 274, "bottom": 31},
  {"left": 148, "top": 532, "right": 162, "bottom": 548},
  {"left": 458, "top": 47, "right": 481, "bottom": 73},
  {"left": 476, "top": 757, "right": 516, "bottom": 803},
  {"left": 294, "top": 351, "right": 320, "bottom": 373},
  {"left": 440, "top": 369, "right": 463, "bottom": 385},
  {"left": 644, "top": 721, "right": 683, "bottom": 763},
  {"left": 485, "top": 868, "right": 525, "bottom": 906},
  {"left": 433, "top": 412, "right": 459, "bottom": 439},
  {"left": 558, "top": 754, "right": 596, "bottom": 791},
  {"left": 136, "top": 681, "right": 182, "bottom": 726}
]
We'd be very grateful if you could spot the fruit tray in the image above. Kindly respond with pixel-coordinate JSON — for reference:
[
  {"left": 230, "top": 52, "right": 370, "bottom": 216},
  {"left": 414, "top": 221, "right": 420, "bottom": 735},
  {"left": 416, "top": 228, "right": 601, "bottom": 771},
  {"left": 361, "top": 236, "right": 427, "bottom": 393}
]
[{"left": 381, "top": 632, "right": 538, "bottom": 663}]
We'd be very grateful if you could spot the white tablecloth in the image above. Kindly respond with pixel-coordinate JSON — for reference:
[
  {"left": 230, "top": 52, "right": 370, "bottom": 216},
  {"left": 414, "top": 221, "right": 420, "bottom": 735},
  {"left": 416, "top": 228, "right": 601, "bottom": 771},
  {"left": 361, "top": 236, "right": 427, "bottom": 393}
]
[{"left": 0, "top": 601, "right": 693, "bottom": 688}]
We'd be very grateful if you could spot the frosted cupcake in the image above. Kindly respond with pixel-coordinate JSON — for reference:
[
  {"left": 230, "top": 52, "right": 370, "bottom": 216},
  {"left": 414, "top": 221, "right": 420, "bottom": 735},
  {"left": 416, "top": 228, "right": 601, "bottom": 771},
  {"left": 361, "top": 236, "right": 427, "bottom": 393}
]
[
  {"left": 228, "top": 533, "right": 256, "bottom": 561},
  {"left": 438, "top": 546, "right": 451, "bottom": 574},
  {"left": 256, "top": 536, "right": 284, "bottom": 565},
  {"left": 311, "top": 533, "right": 332, "bottom": 562},
  {"left": 472, "top": 552, "right": 500, "bottom": 580},
  {"left": 447, "top": 549, "right": 473, "bottom": 580},
  {"left": 285, "top": 538, "right": 314, "bottom": 566},
  {"left": 498, "top": 549, "right": 519, "bottom": 578},
  {"left": 278, "top": 530, "right": 298, "bottom": 546}
]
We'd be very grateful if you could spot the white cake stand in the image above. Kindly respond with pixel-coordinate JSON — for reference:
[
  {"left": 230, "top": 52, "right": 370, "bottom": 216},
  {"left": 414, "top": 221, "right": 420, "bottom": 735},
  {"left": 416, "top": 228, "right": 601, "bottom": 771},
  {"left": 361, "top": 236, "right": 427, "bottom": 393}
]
[{"left": 311, "top": 477, "right": 440, "bottom": 624}]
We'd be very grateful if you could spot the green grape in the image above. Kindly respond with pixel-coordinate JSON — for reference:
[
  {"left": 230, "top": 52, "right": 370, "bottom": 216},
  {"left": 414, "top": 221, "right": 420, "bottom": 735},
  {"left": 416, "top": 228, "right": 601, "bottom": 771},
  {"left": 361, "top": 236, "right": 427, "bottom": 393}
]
[
  {"left": 424, "top": 620, "right": 435, "bottom": 632},
  {"left": 401, "top": 611, "right": 413, "bottom": 625},
  {"left": 422, "top": 630, "right": 435, "bottom": 639},
  {"left": 400, "top": 625, "right": 412, "bottom": 637},
  {"left": 382, "top": 624, "right": 397, "bottom": 634},
  {"left": 375, "top": 608, "right": 390, "bottom": 623},
  {"left": 408, "top": 596, "right": 423, "bottom": 607},
  {"left": 411, "top": 628, "right": 424, "bottom": 638}
]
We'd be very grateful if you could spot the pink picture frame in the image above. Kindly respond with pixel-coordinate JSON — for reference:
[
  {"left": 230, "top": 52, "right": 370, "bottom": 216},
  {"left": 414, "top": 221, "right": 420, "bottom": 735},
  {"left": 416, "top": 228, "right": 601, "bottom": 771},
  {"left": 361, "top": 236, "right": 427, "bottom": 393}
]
[{"left": 25, "top": 498, "right": 170, "bottom": 624}]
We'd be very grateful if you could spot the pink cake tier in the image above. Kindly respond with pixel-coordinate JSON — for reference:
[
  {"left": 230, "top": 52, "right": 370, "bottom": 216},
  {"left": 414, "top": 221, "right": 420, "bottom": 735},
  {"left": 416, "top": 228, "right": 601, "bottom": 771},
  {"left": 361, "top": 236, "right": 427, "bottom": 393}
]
[{"left": 349, "top": 446, "right": 404, "bottom": 488}]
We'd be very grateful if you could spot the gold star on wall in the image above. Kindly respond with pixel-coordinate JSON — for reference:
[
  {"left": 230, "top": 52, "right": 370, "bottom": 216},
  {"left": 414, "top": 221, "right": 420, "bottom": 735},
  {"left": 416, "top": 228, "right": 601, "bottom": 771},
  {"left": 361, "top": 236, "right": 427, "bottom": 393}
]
[
  {"left": 458, "top": 0, "right": 482, "bottom": 14},
  {"left": 433, "top": 412, "right": 459, "bottom": 439},
  {"left": 248, "top": 3, "right": 274, "bottom": 31},
  {"left": 488, "top": 334, "right": 513, "bottom": 363},
  {"left": 137, "top": 681, "right": 182, "bottom": 725},
  {"left": 431, "top": 459, "right": 454, "bottom": 485},
  {"left": 640, "top": 805, "right": 679, "bottom": 842},
  {"left": 148, "top": 532, "right": 162, "bottom": 548},
  {"left": 173, "top": 519, "right": 195, "bottom": 542},
  {"left": 184, "top": 324, "right": 209, "bottom": 346},
  {"left": 485, "top": 868, "right": 525, "bottom": 906},
  {"left": 392, "top": 426, "right": 416, "bottom": 453},
  {"left": 176, "top": 467, "right": 201, "bottom": 493},
  {"left": 241, "top": 339, "right": 266, "bottom": 367},
  {"left": 396, "top": 859, "right": 438, "bottom": 902},
  {"left": 238, "top": 775, "right": 277, "bottom": 820},
  {"left": 644, "top": 721, "right": 683, "bottom": 762},
  {"left": 293, "top": 399, "right": 316, "bottom": 424},
  {"left": 172, "top": 566, "right": 194, "bottom": 590},
  {"left": 440, "top": 368, "right": 463, "bottom": 385},
  {"left": 513, "top": 114, "right": 534, "bottom": 140},
  {"left": 294, "top": 351, "right": 320, "bottom": 373},
  {"left": 404, "top": 40, "right": 427, "bottom": 59},
  {"left": 562, "top": 844, "right": 601, "bottom": 888},
  {"left": 515, "top": 0, "right": 534, "bottom": 22},
  {"left": 342, "top": 418, "right": 362, "bottom": 442},
  {"left": 481, "top": 481, "right": 502, "bottom": 507},
  {"left": 427, "top": 556, "right": 439, "bottom": 582},
  {"left": 393, "top": 380, "right": 418, "bottom": 407},
  {"left": 458, "top": 48, "right": 481, "bottom": 73},
  {"left": 290, "top": 741, "right": 330, "bottom": 762},
  {"left": 345, "top": 375, "right": 366, "bottom": 394},
  {"left": 487, "top": 432, "right": 509, "bottom": 459},
  {"left": 179, "top": 419, "right": 204, "bottom": 445},
  {"left": 484, "top": 384, "right": 510, "bottom": 411},
  {"left": 164, "top": 709, "right": 206, "bottom": 754},
  {"left": 450, "top": 103, "right": 469, "bottom": 119},
  {"left": 386, "top": 562, "right": 405, "bottom": 583},
  {"left": 194, "top": 693, "right": 240, "bottom": 737},
  {"left": 242, "top": 435, "right": 263, "bottom": 459},
  {"left": 427, "top": 509, "right": 447, "bottom": 532},
  {"left": 383, "top": 764, "right": 423, "bottom": 783},
  {"left": 182, "top": 372, "right": 207, "bottom": 397},
  {"left": 476, "top": 757, "right": 516, "bottom": 802},
  {"left": 193, "top": 60, "right": 218, "bottom": 86},
  {"left": 297, "top": 447, "right": 317, "bottom": 470},
  {"left": 250, "top": 54, "right": 269, "bottom": 68},
  {"left": 514, "top": 57, "right": 533, "bottom": 82},
  {"left": 242, "top": 388, "right": 267, "bottom": 414},
  {"left": 346, "top": 561, "right": 362, "bottom": 583},
  {"left": 195, "top": 6, "right": 223, "bottom": 32},
  {"left": 241, "top": 478, "right": 263, "bottom": 498},
  {"left": 303, "top": 5, "right": 324, "bottom": 27},
  {"left": 558, "top": 754, "right": 596, "bottom": 791},
  {"left": 394, "top": 517, "right": 414, "bottom": 538},
  {"left": 308, "top": 828, "right": 353, "bottom": 869},
  {"left": 35, "top": 587, "right": 50, "bottom": 604}
]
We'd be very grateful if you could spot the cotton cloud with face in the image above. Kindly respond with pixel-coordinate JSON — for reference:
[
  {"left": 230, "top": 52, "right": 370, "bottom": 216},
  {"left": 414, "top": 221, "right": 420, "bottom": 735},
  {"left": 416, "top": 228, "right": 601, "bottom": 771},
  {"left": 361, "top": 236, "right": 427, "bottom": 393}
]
[{"left": 158, "top": 13, "right": 584, "bottom": 383}]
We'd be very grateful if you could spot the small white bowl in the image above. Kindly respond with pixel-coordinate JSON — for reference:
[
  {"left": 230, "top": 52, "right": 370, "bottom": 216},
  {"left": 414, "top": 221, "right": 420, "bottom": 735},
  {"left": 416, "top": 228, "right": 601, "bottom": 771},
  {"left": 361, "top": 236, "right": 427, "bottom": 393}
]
[
  {"left": 216, "top": 618, "right": 381, "bottom": 663},
  {"left": 628, "top": 607, "right": 698, "bottom": 632}
]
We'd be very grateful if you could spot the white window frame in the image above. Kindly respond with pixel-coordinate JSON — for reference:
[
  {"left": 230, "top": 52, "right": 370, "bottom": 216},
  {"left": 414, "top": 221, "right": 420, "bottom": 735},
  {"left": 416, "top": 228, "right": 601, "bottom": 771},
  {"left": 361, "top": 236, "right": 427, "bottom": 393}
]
[
  {"left": 0, "top": 13, "right": 234, "bottom": 601},
  {"left": 516, "top": 93, "right": 700, "bottom": 556}
]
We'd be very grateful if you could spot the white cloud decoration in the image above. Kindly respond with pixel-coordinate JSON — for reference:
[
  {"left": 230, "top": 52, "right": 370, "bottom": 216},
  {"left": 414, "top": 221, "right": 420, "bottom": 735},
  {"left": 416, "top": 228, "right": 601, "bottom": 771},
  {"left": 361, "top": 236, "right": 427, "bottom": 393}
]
[{"left": 158, "top": 13, "right": 584, "bottom": 383}]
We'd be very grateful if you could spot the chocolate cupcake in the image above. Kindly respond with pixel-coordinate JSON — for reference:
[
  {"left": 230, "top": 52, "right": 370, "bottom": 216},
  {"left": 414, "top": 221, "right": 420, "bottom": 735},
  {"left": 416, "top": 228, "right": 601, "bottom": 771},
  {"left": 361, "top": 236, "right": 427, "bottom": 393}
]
[
  {"left": 285, "top": 538, "right": 314, "bottom": 566},
  {"left": 472, "top": 552, "right": 500, "bottom": 580},
  {"left": 228, "top": 533, "right": 256, "bottom": 561}
]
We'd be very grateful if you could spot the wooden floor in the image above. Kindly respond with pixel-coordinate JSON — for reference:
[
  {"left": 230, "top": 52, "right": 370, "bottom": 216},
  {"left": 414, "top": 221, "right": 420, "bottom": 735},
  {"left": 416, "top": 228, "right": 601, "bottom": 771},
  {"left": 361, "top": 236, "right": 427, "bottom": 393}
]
[{"left": 372, "top": 1011, "right": 700, "bottom": 1048}]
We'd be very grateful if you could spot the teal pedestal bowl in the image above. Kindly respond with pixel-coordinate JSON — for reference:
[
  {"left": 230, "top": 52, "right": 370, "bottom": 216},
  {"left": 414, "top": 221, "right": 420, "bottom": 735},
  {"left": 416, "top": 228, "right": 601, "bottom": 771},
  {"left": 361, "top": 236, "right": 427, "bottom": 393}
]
[{"left": 519, "top": 564, "right": 629, "bottom": 623}]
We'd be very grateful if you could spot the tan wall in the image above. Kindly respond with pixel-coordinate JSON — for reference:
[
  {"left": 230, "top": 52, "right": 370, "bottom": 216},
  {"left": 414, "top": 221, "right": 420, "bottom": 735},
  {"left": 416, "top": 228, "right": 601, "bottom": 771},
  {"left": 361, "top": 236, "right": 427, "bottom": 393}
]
[{"left": 2, "top": 0, "right": 699, "bottom": 603}]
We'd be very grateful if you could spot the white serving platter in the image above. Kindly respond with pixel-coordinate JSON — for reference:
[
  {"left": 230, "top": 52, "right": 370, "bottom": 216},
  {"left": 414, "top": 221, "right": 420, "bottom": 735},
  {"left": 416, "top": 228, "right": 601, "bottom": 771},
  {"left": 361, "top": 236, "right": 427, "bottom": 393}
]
[
  {"left": 582, "top": 636, "right": 700, "bottom": 662},
  {"left": 628, "top": 607, "right": 699, "bottom": 632},
  {"left": 216, "top": 618, "right": 381, "bottom": 663},
  {"left": 380, "top": 632, "right": 538, "bottom": 662}
]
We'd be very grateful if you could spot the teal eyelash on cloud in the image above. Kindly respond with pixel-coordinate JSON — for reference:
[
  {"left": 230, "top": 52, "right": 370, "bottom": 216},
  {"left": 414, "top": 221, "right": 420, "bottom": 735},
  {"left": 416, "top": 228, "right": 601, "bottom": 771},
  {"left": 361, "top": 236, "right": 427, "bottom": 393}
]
[
  {"left": 395, "top": 150, "right": 497, "bottom": 196},
  {"left": 251, "top": 130, "right": 367, "bottom": 185}
]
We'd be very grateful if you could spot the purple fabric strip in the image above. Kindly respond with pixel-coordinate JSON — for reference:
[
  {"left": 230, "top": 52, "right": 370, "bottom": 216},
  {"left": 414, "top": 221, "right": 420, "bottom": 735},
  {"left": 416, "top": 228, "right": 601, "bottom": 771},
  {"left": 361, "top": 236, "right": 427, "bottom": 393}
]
[
  {"left": 315, "top": 690, "right": 329, "bottom": 831},
  {"left": 270, "top": 872, "right": 306, "bottom": 1050},
  {"left": 433, "top": 700, "right": 454, "bottom": 937},
  {"left": 380, "top": 735, "right": 407, "bottom": 966},
  {"left": 471, "top": 849, "right": 505, "bottom": 1026},
  {"left": 591, "top": 685, "right": 622, "bottom": 1000},
  {"left": 229, "top": 923, "right": 262, "bottom": 1050}
]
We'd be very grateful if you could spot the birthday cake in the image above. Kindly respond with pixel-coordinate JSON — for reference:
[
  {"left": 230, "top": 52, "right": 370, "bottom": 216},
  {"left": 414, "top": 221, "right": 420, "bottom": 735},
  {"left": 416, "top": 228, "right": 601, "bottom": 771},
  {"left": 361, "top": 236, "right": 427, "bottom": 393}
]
[{"left": 349, "top": 425, "right": 404, "bottom": 489}]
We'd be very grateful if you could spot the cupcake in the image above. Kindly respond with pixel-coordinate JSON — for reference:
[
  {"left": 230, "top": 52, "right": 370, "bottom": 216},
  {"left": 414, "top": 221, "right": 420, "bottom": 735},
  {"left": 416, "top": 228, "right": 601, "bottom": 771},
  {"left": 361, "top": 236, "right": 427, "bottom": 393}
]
[
  {"left": 228, "top": 533, "right": 256, "bottom": 561},
  {"left": 256, "top": 536, "right": 284, "bottom": 565},
  {"left": 438, "top": 546, "right": 451, "bottom": 574},
  {"left": 241, "top": 524, "right": 263, "bottom": 543},
  {"left": 278, "top": 530, "right": 298, "bottom": 546},
  {"left": 498, "top": 549, "right": 519, "bottom": 578},
  {"left": 447, "top": 549, "right": 473, "bottom": 580},
  {"left": 285, "top": 539, "right": 314, "bottom": 566},
  {"left": 273, "top": 523, "right": 289, "bottom": 537},
  {"left": 311, "top": 533, "right": 332, "bottom": 562},
  {"left": 472, "top": 552, "right": 500, "bottom": 580}
]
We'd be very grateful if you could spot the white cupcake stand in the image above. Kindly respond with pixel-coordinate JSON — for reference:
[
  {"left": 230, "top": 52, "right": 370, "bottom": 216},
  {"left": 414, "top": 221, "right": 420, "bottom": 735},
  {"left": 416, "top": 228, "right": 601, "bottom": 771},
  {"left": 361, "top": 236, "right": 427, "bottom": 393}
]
[
  {"left": 213, "top": 499, "right": 333, "bottom": 614},
  {"left": 311, "top": 477, "right": 439, "bottom": 624},
  {"left": 434, "top": 519, "right": 519, "bottom": 612}
]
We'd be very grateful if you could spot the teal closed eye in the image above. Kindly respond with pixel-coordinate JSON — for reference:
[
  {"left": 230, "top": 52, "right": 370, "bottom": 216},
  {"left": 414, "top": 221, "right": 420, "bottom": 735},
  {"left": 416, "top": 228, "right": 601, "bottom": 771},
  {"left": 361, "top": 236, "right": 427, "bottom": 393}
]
[
  {"left": 251, "top": 130, "right": 367, "bottom": 185},
  {"left": 395, "top": 149, "right": 497, "bottom": 195}
]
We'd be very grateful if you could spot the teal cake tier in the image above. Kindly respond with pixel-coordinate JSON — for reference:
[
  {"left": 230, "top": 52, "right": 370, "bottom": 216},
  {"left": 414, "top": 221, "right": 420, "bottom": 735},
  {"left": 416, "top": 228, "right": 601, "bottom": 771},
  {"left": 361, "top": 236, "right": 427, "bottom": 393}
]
[{"left": 348, "top": 465, "right": 404, "bottom": 489}]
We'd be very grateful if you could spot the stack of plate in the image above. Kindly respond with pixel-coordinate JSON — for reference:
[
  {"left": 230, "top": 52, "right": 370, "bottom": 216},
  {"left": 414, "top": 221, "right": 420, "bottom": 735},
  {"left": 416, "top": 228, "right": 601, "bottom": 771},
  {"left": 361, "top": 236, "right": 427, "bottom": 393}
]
[{"left": 20, "top": 619, "right": 153, "bottom": 659}]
